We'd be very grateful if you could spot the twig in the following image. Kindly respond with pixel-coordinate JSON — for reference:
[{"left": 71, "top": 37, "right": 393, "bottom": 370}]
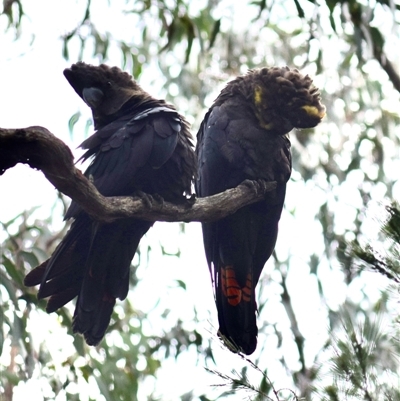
[
  {"left": 372, "top": 33, "right": 400, "bottom": 94},
  {"left": 280, "top": 272, "right": 306, "bottom": 373}
]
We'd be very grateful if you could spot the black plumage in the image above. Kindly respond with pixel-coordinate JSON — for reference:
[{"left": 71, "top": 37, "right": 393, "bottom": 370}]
[
  {"left": 25, "top": 62, "right": 196, "bottom": 345},
  {"left": 196, "top": 66, "right": 325, "bottom": 355}
]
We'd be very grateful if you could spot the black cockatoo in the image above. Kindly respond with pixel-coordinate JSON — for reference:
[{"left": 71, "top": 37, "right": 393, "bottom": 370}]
[
  {"left": 196, "top": 67, "right": 325, "bottom": 355},
  {"left": 25, "top": 62, "right": 196, "bottom": 345}
]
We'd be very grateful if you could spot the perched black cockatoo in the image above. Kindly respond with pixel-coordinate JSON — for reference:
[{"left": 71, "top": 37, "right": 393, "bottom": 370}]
[
  {"left": 25, "top": 62, "right": 196, "bottom": 345},
  {"left": 196, "top": 67, "right": 325, "bottom": 355}
]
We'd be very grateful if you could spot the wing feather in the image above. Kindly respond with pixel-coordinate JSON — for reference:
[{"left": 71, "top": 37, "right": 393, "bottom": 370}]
[{"left": 66, "top": 110, "right": 182, "bottom": 218}]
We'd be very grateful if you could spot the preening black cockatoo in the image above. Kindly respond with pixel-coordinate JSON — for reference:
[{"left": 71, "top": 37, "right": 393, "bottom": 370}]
[
  {"left": 25, "top": 62, "right": 196, "bottom": 345},
  {"left": 196, "top": 66, "right": 325, "bottom": 355}
]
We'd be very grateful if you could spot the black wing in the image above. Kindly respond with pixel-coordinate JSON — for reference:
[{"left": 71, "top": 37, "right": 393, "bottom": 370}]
[
  {"left": 66, "top": 107, "right": 182, "bottom": 218},
  {"left": 25, "top": 107, "right": 189, "bottom": 346},
  {"left": 196, "top": 101, "right": 291, "bottom": 354}
]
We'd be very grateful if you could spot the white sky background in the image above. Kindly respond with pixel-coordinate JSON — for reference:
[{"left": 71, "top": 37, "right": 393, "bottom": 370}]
[{"left": 1, "top": 1, "right": 398, "bottom": 400}]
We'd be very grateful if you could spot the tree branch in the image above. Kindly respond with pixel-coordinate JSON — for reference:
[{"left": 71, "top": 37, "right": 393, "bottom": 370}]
[
  {"left": 372, "top": 40, "right": 400, "bottom": 94},
  {"left": 0, "top": 126, "right": 276, "bottom": 223},
  {"left": 280, "top": 271, "right": 306, "bottom": 373}
]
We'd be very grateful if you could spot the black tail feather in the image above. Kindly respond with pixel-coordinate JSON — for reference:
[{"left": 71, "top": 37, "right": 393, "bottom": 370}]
[
  {"left": 73, "top": 292, "right": 116, "bottom": 346},
  {"left": 216, "top": 265, "right": 258, "bottom": 355},
  {"left": 46, "top": 287, "right": 80, "bottom": 313},
  {"left": 25, "top": 214, "right": 151, "bottom": 345},
  {"left": 70, "top": 219, "right": 151, "bottom": 344},
  {"left": 24, "top": 261, "right": 48, "bottom": 287}
]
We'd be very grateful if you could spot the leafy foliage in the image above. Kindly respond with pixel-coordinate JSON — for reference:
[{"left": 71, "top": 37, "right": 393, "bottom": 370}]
[
  {"left": 1, "top": 212, "right": 209, "bottom": 400},
  {"left": 352, "top": 202, "right": 400, "bottom": 284},
  {"left": 319, "top": 305, "right": 400, "bottom": 401}
]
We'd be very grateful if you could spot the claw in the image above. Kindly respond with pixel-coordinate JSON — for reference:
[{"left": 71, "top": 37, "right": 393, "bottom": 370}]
[
  {"left": 185, "top": 194, "right": 196, "bottom": 206},
  {"left": 152, "top": 193, "right": 165, "bottom": 205},
  {"left": 134, "top": 190, "right": 154, "bottom": 207},
  {"left": 241, "top": 179, "right": 272, "bottom": 196},
  {"left": 242, "top": 179, "right": 260, "bottom": 191}
]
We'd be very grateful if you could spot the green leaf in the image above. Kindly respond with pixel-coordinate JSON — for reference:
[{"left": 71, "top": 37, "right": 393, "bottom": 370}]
[
  {"left": 293, "top": 0, "right": 305, "bottom": 18},
  {"left": 370, "top": 26, "right": 385, "bottom": 52},
  {"left": 175, "top": 279, "right": 187, "bottom": 290},
  {"left": 1, "top": 255, "right": 24, "bottom": 287},
  {"left": 20, "top": 250, "right": 39, "bottom": 268},
  {"left": 208, "top": 18, "right": 220, "bottom": 50},
  {"left": 73, "top": 334, "right": 86, "bottom": 357},
  {"left": 0, "top": 307, "right": 10, "bottom": 355},
  {"left": 184, "top": 16, "right": 195, "bottom": 64},
  {"left": 68, "top": 111, "right": 81, "bottom": 138},
  {"left": 84, "top": 118, "right": 93, "bottom": 138}
]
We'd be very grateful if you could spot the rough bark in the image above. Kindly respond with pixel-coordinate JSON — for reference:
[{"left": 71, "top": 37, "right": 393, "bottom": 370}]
[{"left": 0, "top": 126, "right": 276, "bottom": 223}]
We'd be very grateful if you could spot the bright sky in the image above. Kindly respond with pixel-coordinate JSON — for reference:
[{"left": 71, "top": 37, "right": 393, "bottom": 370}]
[{"left": 1, "top": 1, "right": 398, "bottom": 400}]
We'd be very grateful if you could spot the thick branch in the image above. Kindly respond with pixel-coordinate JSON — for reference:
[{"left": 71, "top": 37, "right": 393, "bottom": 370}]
[{"left": 0, "top": 126, "right": 276, "bottom": 223}]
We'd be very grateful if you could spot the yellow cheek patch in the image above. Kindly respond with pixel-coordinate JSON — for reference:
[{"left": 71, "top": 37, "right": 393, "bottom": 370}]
[
  {"left": 302, "top": 104, "right": 326, "bottom": 119},
  {"left": 254, "top": 86, "right": 263, "bottom": 106},
  {"left": 254, "top": 87, "right": 274, "bottom": 129}
]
